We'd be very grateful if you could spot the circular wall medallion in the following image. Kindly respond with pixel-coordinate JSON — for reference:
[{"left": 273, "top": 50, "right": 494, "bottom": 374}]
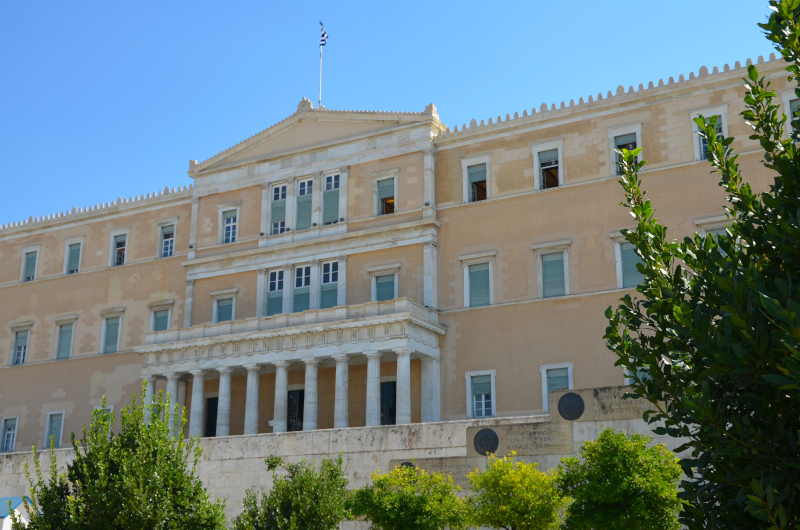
[
  {"left": 473, "top": 428, "right": 500, "bottom": 456},
  {"left": 558, "top": 392, "right": 585, "bottom": 421}
]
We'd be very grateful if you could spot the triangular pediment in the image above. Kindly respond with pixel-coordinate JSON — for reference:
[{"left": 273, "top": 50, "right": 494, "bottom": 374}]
[{"left": 192, "top": 99, "right": 439, "bottom": 175}]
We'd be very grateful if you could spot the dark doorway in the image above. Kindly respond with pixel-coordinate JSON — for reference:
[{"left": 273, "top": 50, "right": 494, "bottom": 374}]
[
  {"left": 204, "top": 396, "right": 218, "bottom": 438},
  {"left": 288, "top": 389, "right": 304, "bottom": 432},
  {"left": 380, "top": 381, "right": 396, "bottom": 425}
]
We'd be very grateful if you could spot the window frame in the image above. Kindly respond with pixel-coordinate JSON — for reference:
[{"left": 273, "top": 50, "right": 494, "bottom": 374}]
[
  {"left": 44, "top": 410, "right": 66, "bottom": 449},
  {"left": 323, "top": 172, "right": 341, "bottom": 225},
  {"left": 694, "top": 214, "right": 729, "bottom": 237},
  {"left": 1, "top": 415, "right": 20, "bottom": 452},
  {"left": 780, "top": 88, "right": 800, "bottom": 140},
  {"left": 531, "top": 239, "right": 571, "bottom": 298},
  {"left": 295, "top": 177, "right": 314, "bottom": 230},
  {"left": 368, "top": 264, "right": 401, "bottom": 302},
  {"left": 108, "top": 227, "right": 130, "bottom": 267},
  {"left": 460, "top": 251, "right": 496, "bottom": 308},
  {"left": 217, "top": 204, "right": 241, "bottom": 245},
  {"left": 270, "top": 183, "right": 288, "bottom": 235},
  {"left": 63, "top": 236, "right": 84, "bottom": 275},
  {"left": 610, "top": 231, "right": 643, "bottom": 290},
  {"left": 99, "top": 308, "right": 125, "bottom": 354},
  {"left": 19, "top": 244, "right": 41, "bottom": 283},
  {"left": 372, "top": 169, "right": 399, "bottom": 217},
  {"left": 210, "top": 288, "right": 239, "bottom": 323},
  {"left": 148, "top": 300, "right": 174, "bottom": 332},
  {"left": 461, "top": 154, "right": 492, "bottom": 204},
  {"left": 292, "top": 265, "right": 312, "bottom": 312},
  {"left": 9, "top": 321, "right": 33, "bottom": 366},
  {"left": 606, "top": 124, "right": 643, "bottom": 176},
  {"left": 156, "top": 217, "right": 178, "bottom": 258},
  {"left": 266, "top": 268, "right": 285, "bottom": 316},
  {"left": 540, "top": 362, "right": 574, "bottom": 413},
  {"left": 689, "top": 105, "right": 729, "bottom": 162},
  {"left": 320, "top": 260, "right": 340, "bottom": 308},
  {"left": 465, "top": 369, "right": 496, "bottom": 419},
  {"left": 53, "top": 314, "right": 78, "bottom": 360},
  {"left": 531, "top": 140, "right": 565, "bottom": 191}
]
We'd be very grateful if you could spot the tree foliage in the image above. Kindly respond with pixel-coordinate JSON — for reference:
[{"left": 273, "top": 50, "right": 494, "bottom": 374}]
[
  {"left": 605, "top": 2, "right": 800, "bottom": 526},
  {"left": 555, "top": 428, "right": 682, "bottom": 530},
  {"left": 467, "top": 452, "right": 568, "bottom": 530},
  {"left": 231, "top": 454, "right": 349, "bottom": 530},
  {"left": 348, "top": 463, "right": 470, "bottom": 530},
  {"left": 12, "top": 387, "right": 226, "bottom": 529}
]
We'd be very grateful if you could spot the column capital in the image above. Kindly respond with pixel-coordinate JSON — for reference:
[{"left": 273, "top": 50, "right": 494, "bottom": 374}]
[
  {"left": 273, "top": 360, "right": 290, "bottom": 369},
  {"left": 313, "top": 172, "right": 323, "bottom": 181},
  {"left": 337, "top": 254, "right": 348, "bottom": 263},
  {"left": 423, "top": 147, "right": 436, "bottom": 158},
  {"left": 192, "top": 197, "right": 200, "bottom": 205},
  {"left": 394, "top": 348, "right": 413, "bottom": 356},
  {"left": 423, "top": 241, "right": 438, "bottom": 250},
  {"left": 261, "top": 182, "right": 270, "bottom": 190},
  {"left": 309, "top": 259, "right": 320, "bottom": 267},
  {"left": 142, "top": 374, "right": 156, "bottom": 382},
  {"left": 218, "top": 367, "right": 233, "bottom": 375},
  {"left": 189, "top": 369, "right": 206, "bottom": 377},
  {"left": 186, "top": 279, "right": 195, "bottom": 288},
  {"left": 257, "top": 267, "right": 268, "bottom": 274},
  {"left": 286, "top": 176, "right": 297, "bottom": 185},
  {"left": 282, "top": 264, "right": 293, "bottom": 273},
  {"left": 165, "top": 372, "right": 181, "bottom": 381},
  {"left": 332, "top": 354, "right": 349, "bottom": 362},
  {"left": 364, "top": 350, "right": 381, "bottom": 360},
  {"left": 338, "top": 166, "right": 349, "bottom": 174},
  {"left": 303, "top": 357, "right": 320, "bottom": 366},
  {"left": 244, "top": 363, "right": 261, "bottom": 372}
]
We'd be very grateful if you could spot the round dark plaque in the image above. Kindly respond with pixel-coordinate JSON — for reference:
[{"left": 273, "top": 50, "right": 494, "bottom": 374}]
[
  {"left": 473, "top": 428, "right": 500, "bottom": 456},
  {"left": 399, "top": 461, "right": 414, "bottom": 468},
  {"left": 557, "top": 392, "right": 585, "bottom": 421}
]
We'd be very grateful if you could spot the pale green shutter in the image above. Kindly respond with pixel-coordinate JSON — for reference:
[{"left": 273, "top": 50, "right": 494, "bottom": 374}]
[
  {"left": 323, "top": 189, "right": 339, "bottom": 224},
  {"left": 377, "top": 179, "right": 394, "bottom": 200},
  {"left": 15, "top": 331, "right": 28, "bottom": 363},
  {"left": 223, "top": 210, "right": 236, "bottom": 222},
  {"left": 67, "top": 244, "right": 81, "bottom": 273},
  {"left": 541, "top": 253, "right": 565, "bottom": 298},
  {"left": 293, "top": 287, "right": 310, "bottom": 312},
  {"left": 791, "top": 99, "right": 800, "bottom": 128},
  {"left": 271, "top": 199, "right": 286, "bottom": 224},
  {"left": 296, "top": 195, "right": 312, "bottom": 230},
  {"left": 267, "top": 293, "right": 283, "bottom": 316},
  {"left": 104, "top": 318, "right": 120, "bottom": 353},
  {"left": 615, "top": 133, "right": 637, "bottom": 147},
  {"left": 547, "top": 368, "right": 569, "bottom": 392},
  {"left": 621, "top": 242, "right": 645, "bottom": 288},
  {"left": 471, "top": 375, "right": 491, "bottom": 396},
  {"left": 538, "top": 150, "right": 558, "bottom": 164},
  {"left": 153, "top": 310, "right": 169, "bottom": 331},
  {"left": 376, "top": 275, "right": 395, "bottom": 301},
  {"left": 217, "top": 299, "right": 233, "bottom": 322},
  {"left": 47, "top": 414, "right": 63, "bottom": 448},
  {"left": 114, "top": 234, "right": 126, "bottom": 245},
  {"left": 469, "top": 263, "right": 490, "bottom": 307},
  {"left": 320, "top": 283, "right": 338, "bottom": 309},
  {"left": 24, "top": 252, "right": 37, "bottom": 281},
  {"left": 467, "top": 164, "right": 486, "bottom": 184},
  {"left": 57, "top": 324, "right": 73, "bottom": 359}
]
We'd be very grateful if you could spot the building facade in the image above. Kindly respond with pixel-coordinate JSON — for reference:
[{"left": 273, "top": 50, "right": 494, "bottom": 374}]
[{"left": 0, "top": 55, "right": 793, "bottom": 454}]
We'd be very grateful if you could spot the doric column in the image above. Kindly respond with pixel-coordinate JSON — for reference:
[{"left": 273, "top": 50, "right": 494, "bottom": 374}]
[
  {"left": 188, "top": 370, "right": 206, "bottom": 437},
  {"left": 311, "top": 172, "right": 323, "bottom": 227},
  {"left": 244, "top": 364, "right": 260, "bottom": 435},
  {"left": 333, "top": 354, "right": 349, "bottom": 428},
  {"left": 421, "top": 357, "right": 441, "bottom": 422},
  {"left": 395, "top": 349, "right": 412, "bottom": 424},
  {"left": 303, "top": 358, "right": 319, "bottom": 431},
  {"left": 309, "top": 259, "right": 321, "bottom": 311},
  {"left": 188, "top": 197, "right": 199, "bottom": 259},
  {"left": 272, "top": 361, "right": 289, "bottom": 433},
  {"left": 216, "top": 367, "right": 233, "bottom": 437},
  {"left": 423, "top": 147, "right": 436, "bottom": 219},
  {"left": 256, "top": 268, "right": 268, "bottom": 318},
  {"left": 165, "top": 373, "right": 180, "bottom": 435},
  {"left": 183, "top": 279, "right": 195, "bottom": 328},
  {"left": 143, "top": 375, "right": 155, "bottom": 423},
  {"left": 365, "top": 351, "right": 382, "bottom": 427},
  {"left": 177, "top": 378, "right": 187, "bottom": 436},
  {"left": 259, "top": 183, "right": 270, "bottom": 247},
  {"left": 338, "top": 166, "right": 349, "bottom": 222},
  {"left": 282, "top": 265, "right": 293, "bottom": 315},
  {"left": 337, "top": 255, "right": 348, "bottom": 307},
  {"left": 423, "top": 243, "right": 438, "bottom": 309}
]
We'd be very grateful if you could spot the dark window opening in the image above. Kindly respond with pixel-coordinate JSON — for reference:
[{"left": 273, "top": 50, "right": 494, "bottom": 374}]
[
  {"left": 380, "top": 197, "right": 395, "bottom": 215},
  {"left": 287, "top": 389, "right": 304, "bottom": 432},
  {"left": 542, "top": 166, "right": 559, "bottom": 189},
  {"left": 204, "top": 397, "right": 218, "bottom": 438},
  {"left": 380, "top": 381, "right": 396, "bottom": 426},
  {"left": 471, "top": 181, "right": 487, "bottom": 202}
]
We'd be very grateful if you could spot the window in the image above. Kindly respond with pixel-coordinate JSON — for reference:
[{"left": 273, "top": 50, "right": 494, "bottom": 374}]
[
  {"left": 287, "top": 389, "right": 304, "bottom": 432},
  {"left": 323, "top": 174, "right": 340, "bottom": 225},
  {"left": 152, "top": 310, "right": 170, "bottom": 332},
  {"left": 22, "top": 250, "right": 37, "bottom": 282},
  {"left": 790, "top": 98, "right": 800, "bottom": 133},
  {"left": 271, "top": 185, "right": 287, "bottom": 235},
  {"left": 210, "top": 288, "right": 238, "bottom": 323},
  {"left": 216, "top": 299, "right": 234, "bottom": 322},
  {"left": 12, "top": 330, "right": 28, "bottom": 365},
  {"left": 2, "top": 418, "right": 17, "bottom": 452},
  {"left": 294, "top": 266, "right": 311, "bottom": 312},
  {"left": 460, "top": 252, "right": 495, "bottom": 308},
  {"left": 461, "top": 154, "right": 491, "bottom": 203},
  {"left": 532, "top": 141, "right": 564, "bottom": 191},
  {"left": 66, "top": 243, "right": 81, "bottom": 274},
  {"left": 466, "top": 370, "right": 496, "bottom": 418},
  {"left": 532, "top": 240, "right": 571, "bottom": 299},
  {"left": 369, "top": 265, "right": 400, "bottom": 302},
  {"left": 56, "top": 322, "right": 74, "bottom": 360},
  {"left": 380, "top": 380, "right": 397, "bottom": 425},
  {"left": 320, "top": 262, "right": 339, "bottom": 309},
  {"left": 540, "top": 363, "right": 573, "bottom": 413},
  {"left": 160, "top": 224, "right": 175, "bottom": 258},
  {"left": 267, "top": 270, "right": 284, "bottom": 316},
  {"left": 222, "top": 210, "right": 238, "bottom": 244},
  {"left": 102, "top": 316, "right": 121, "bottom": 354},
  {"left": 204, "top": 396, "right": 218, "bottom": 437},
  {"left": 617, "top": 241, "right": 644, "bottom": 289},
  {"left": 113, "top": 234, "right": 127, "bottom": 266},
  {"left": 44, "top": 412, "right": 64, "bottom": 449},
  {"left": 606, "top": 124, "right": 642, "bottom": 176},
  {"left": 296, "top": 179, "right": 313, "bottom": 230},
  {"left": 690, "top": 106, "right": 728, "bottom": 161},
  {"left": 377, "top": 178, "right": 395, "bottom": 215}
]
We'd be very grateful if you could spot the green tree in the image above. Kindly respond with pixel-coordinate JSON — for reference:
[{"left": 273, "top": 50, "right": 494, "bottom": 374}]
[
  {"left": 12, "top": 387, "right": 226, "bottom": 530},
  {"left": 605, "top": 2, "right": 800, "bottom": 527},
  {"left": 467, "top": 451, "right": 568, "bottom": 530},
  {"left": 555, "top": 428, "right": 682, "bottom": 530},
  {"left": 231, "top": 454, "right": 349, "bottom": 530},
  {"left": 348, "top": 463, "right": 470, "bottom": 530}
]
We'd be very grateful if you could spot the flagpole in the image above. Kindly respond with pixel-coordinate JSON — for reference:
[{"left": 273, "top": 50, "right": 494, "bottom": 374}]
[{"left": 319, "top": 46, "right": 322, "bottom": 108}]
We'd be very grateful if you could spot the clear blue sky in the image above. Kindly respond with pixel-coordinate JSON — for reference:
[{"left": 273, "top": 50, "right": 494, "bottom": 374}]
[{"left": 0, "top": 1, "right": 777, "bottom": 226}]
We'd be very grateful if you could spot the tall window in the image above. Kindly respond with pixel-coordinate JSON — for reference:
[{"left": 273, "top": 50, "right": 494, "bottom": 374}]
[
  {"left": 323, "top": 174, "right": 340, "bottom": 225},
  {"left": 375, "top": 274, "right": 395, "bottom": 302},
  {"left": 2, "top": 418, "right": 17, "bottom": 452},
  {"left": 103, "top": 317, "right": 121, "bottom": 354},
  {"left": 271, "top": 185, "right": 287, "bottom": 235},
  {"left": 790, "top": 98, "right": 800, "bottom": 132},
  {"left": 377, "top": 178, "right": 395, "bottom": 215},
  {"left": 613, "top": 133, "right": 638, "bottom": 175},
  {"left": 152, "top": 310, "right": 170, "bottom": 332},
  {"left": 619, "top": 241, "right": 645, "bottom": 288},
  {"left": 160, "top": 224, "right": 175, "bottom": 258},
  {"left": 296, "top": 179, "right": 313, "bottom": 230},
  {"left": 698, "top": 115, "right": 724, "bottom": 161},
  {"left": 113, "top": 235, "right": 127, "bottom": 266},
  {"left": 57, "top": 323, "right": 73, "bottom": 360},
  {"left": 222, "top": 210, "right": 237, "bottom": 244},
  {"left": 380, "top": 381, "right": 397, "bottom": 425},
  {"left": 287, "top": 389, "right": 304, "bottom": 432},
  {"left": 320, "top": 262, "right": 339, "bottom": 309},
  {"left": 294, "top": 266, "right": 311, "bottom": 312},
  {"left": 45, "top": 412, "right": 64, "bottom": 449},
  {"left": 67, "top": 243, "right": 81, "bottom": 274},
  {"left": 468, "top": 263, "right": 491, "bottom": 307},
  {"left": 467, "top": 163, "right": 487, "bottom": 202},
  {"left": 13, "top": 330, "right": 28, "bottom": 365},
  {"left": 538, "top": 149, "right": 560, "bottom": 189},
  {"left": 23, "top": 251, "right": 37, "bottom": 282},
  {"left": 690, "top": 106, "right": 728, "bottom": 161},
  {"left": 216, "top": 298, "right": 234, "bottom": 322},
  {"left": 541, "top": 364, "right": 572, "bottom": 413},
  {"left": 471, "top": 374, "right": 493, "bottom": 418},
  {"left": 267, "top": 270, "right": 284, "bottom": 316},
  {"left": 541, "top": 251, "right": 567, "bottom": 298}
]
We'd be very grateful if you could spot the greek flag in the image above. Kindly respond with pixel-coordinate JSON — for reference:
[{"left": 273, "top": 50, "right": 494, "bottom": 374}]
[{"left": 319, "top": 21, "right": 328, "bottom": 47}]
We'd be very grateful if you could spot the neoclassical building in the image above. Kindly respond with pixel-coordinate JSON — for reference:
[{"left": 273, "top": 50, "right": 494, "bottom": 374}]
[{"left": 0, "top": 54, "right": 793, "bottom": 453}]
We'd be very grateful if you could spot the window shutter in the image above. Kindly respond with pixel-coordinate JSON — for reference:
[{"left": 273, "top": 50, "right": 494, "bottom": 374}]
[
  {"left": 791, "top": 99, "right": 800, "bottom": 126},
  {"left": 114, "top": 234, "right": 126, "bottom": 245},
  {"left": 271, "top": 199, "right": 286, "bottom": 224},
  {"left": 320, "top": 283, "right": 338, "bottom": 309},
  {"left": 467, "top": 164, "right": 487, "bottom": 184},
  {"left": 538, "top": 149, "right": 558, "bottom": 164},
  {"left": 541, "top": 252, "right": 565, "bottom": 298},
  {"left": 15, "top": 330, "right": 28, "bottom": 350},
  {"left": 217, "top": 299, "right": 233, "bottom": 322},
  {"left": 266, "top": 293, "right": 283, "bottom": 316},
  {"left": 223, "top": 210, "right": 236, "bottom": 221},
  {"left": 68, "top": 244, "right": 81, "bottom": 273},
  {"left": 161, "top": 224, "right": 174, "bottom": 237},
  {"left": 296, "top": 195, "right": 312, "bottom": 230},
  {"left": 153, "top": 310, "right": 169, "bottom": 332},
  {"left": 471, "top": 375, "right": 491, "bottom": 396},
  {"left": 615, "top": 133, "right": 637, "bottom": 147},
  {"left": 47, "top": 414, "right": 63, "bottom": 448},
  {"left": 104, "top": 318, "right": 120, "bottom": 353},
  {"left": 323, "top": 189, "right": 339, "bottom": 224},
  {"left": 620, "top": 242, "right": 645, "bottom": 288},
  {"left": 57, "top": 324, "right": 73, "bottom": 359},
  {"left": 293, "top": 288, "right": 310, "bottom": 312},
  {"left": 377, "top": 179, "right": 394, "bottom": 200},
  {"left": 375, "top": 275, "right": 395, "bottom": 301},
  {"left": 547, "top": 368, "right": 570, "bottom": 392},
  {"left": 24, "top": 252, "right": 37, "bottom": 280},
  {"left": 469, "top": 263, "right": 490, "bottom": 307}
]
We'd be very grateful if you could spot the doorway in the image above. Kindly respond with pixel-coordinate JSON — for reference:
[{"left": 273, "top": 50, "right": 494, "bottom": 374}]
[{"left": 287, "top": 389, "right": 304, "bottom": 431}]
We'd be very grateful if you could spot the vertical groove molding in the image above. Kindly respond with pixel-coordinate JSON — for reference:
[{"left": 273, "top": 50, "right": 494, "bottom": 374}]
[
  {"left": 365, "top": 351, "right": 382, "bottom": 427},
  {"left": 333, "top": 355, "right": 349, "bottom": 428},
  {"left": 244, "top": 364, "right": 260, "bottom": 435},
  {"left": 188, "top": 370, "right": 205, "bottom": 438}
]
